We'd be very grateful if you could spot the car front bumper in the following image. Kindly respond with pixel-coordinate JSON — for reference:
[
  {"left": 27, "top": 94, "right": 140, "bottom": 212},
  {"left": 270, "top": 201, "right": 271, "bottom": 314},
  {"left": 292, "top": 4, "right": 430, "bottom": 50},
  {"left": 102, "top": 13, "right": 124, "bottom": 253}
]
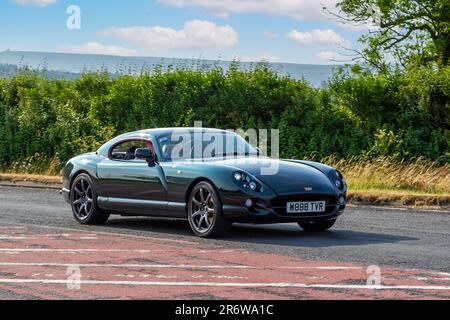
[
  {"left": 222, "top": 193, "right": 346, "bottom": 224},
  {"left": 223, "top": 204, "right": 345, "bottom": 223}
]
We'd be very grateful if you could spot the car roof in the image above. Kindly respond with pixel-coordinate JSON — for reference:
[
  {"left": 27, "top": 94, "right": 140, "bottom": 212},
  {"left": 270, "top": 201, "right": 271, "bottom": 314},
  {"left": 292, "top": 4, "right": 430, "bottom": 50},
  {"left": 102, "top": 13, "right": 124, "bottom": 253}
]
[
  {"left": 97, "top": 128, "right": 244, "bottom": 158},
  {"left": 125, "top": 127, "right": 235, "bottom": 138}
]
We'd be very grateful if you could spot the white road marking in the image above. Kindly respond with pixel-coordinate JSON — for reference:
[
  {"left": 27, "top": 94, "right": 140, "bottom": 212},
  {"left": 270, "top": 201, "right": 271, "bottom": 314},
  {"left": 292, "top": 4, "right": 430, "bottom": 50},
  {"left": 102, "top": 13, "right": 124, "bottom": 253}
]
[
  {"left": 0, "top": 262, "right": 253, "bottom": 269},
  {"left": 410, "top": 276, "right": 450, "bottom": 281},
  {"left": 414, "top": 277, "right": 429, "bottom": 281},
  {"left": 281, "top": 266, "right": 363, "bottom": 270},
  {"left": 211, "top": 275, "right": 248, "bottom": 280},
  {"left": 0, "top": 262, "right": 371, "bottom": 271},
  {"left": 155, "top": 275, "right": 177, "bottom": 279},
  {"left": 2, "top": 222, "right": 196, "bottom": 245},
  {"left": 0, "top": 227, "right": 26, "bottom": 229},
  {"left": 0, "top": 278, "right": 449, "bottom": 291},
  {"left": 0, "top": 248, "right": 238, "bottom": 254},
  {"left": 305, "top": 276, "right": 325, "bottom": 280},
  {"left": 0, "top": 249, "right": 164, "bottom": 253},
  {"left": 0, "top": 263, "right": 448, "bottom": 281},
  {"left": 0, "top": 237, "right": 31, "bottom": 240},
  {"left": 436, "top": 272, "right": 450, "bottom": 277},
  {"left": 0, "top": 234, "right": 99, "bottom": 240},
  {"left": 199, "top": 250, "right": 236, "bottom": 253}
]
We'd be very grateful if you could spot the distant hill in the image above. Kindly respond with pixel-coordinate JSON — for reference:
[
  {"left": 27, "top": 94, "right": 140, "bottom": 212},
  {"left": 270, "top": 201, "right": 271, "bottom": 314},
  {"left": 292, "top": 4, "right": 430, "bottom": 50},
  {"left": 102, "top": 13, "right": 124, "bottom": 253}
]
[
  {"left": 0, "top": 50, "right": 340, "bottom": 86},
  {"left": 0, "top": 63, "right": 81, "bottom": 80}
]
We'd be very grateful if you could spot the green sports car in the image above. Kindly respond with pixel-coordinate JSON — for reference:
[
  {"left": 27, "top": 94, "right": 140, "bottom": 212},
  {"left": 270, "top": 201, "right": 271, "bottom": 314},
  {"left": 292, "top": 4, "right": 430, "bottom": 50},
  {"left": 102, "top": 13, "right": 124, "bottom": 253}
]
[{"left": 61, "top": 128, "right": 347, "bottom": 238}]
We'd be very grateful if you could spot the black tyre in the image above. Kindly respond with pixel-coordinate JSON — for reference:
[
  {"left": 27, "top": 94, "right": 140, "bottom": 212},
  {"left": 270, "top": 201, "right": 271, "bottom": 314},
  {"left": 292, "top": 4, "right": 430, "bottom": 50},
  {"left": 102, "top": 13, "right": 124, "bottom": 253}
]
[
  {"left": 298, "top": 219, "right": 336, "bottom": 232},
  {"left": 70, "top": 173, "right": 109, "bottom": 225},
  {"left": 187, "top": 181, "right": 231, "bottom": 238}
]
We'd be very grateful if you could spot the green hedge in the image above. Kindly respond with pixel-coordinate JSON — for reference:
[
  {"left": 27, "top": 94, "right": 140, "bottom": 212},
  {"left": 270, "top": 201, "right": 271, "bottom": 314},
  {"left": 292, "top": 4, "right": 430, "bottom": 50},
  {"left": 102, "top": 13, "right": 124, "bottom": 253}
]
[{"left": 0, "top": 64, "right": 448, "bottom": 174}]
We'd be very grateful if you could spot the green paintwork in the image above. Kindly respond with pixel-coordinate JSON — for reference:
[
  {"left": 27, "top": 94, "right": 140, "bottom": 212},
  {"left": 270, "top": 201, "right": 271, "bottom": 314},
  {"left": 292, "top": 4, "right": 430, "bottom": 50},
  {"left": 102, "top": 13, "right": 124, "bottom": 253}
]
[{"left": 62, "top": 128, "right": 346, "bottom": 223}]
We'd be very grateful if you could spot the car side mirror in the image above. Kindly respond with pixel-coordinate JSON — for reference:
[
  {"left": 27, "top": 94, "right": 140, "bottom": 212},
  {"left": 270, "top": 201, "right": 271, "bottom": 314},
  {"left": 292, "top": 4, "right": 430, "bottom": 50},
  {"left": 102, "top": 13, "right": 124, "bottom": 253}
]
[
  {"left": 256, "top": 147, "right": 263, "bottom": 156},
  {"left": 135, "top": 148, "right": 156, "bottom": 167}
]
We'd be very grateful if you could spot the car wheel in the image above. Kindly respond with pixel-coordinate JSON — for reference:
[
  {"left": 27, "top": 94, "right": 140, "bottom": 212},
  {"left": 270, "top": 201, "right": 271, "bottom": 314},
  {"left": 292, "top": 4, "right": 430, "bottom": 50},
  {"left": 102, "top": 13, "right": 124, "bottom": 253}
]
[
  {"left": 187, "top": 181, "right": 231, "bottom": 238},
  {"left": 70, "top": 173, "right": 109, "bottom": 225},
  {"left": 298, "top": 219, "right": 336, "bottom": 232}
]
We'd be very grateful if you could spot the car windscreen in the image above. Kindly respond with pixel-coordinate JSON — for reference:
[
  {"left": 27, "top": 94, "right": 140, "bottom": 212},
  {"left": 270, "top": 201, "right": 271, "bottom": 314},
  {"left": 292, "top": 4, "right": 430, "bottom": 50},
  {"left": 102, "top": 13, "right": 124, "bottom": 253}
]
[{"left": 158, "top": 131, "right": 258, "bottom": 161}]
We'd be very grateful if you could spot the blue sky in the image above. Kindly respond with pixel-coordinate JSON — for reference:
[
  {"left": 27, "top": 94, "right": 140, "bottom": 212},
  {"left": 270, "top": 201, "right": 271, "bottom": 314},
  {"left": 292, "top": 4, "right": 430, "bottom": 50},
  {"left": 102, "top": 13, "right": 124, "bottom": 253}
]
[{"left": 0, "top": 0, "right": 368, "bottom": 64}]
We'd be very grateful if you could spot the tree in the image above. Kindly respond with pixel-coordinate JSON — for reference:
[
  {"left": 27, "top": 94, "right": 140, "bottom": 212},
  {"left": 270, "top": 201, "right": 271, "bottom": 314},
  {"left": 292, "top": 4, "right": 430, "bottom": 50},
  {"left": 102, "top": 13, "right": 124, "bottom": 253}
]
[{"left": 330, "top": 0, "right": 450, "bottom": 70}]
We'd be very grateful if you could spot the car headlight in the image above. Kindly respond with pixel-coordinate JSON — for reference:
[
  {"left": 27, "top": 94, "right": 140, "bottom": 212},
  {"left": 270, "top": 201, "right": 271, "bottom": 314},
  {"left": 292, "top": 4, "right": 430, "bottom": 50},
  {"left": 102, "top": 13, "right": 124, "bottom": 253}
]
[
  {"left": 233, "top": 172, "right": 244, "bottom": 181},
  {"left": 233, "top": 171, "right": 262, "bottom": 192},
  {"left": 333, "top": 170, "right": 346, "bottom": 191}
]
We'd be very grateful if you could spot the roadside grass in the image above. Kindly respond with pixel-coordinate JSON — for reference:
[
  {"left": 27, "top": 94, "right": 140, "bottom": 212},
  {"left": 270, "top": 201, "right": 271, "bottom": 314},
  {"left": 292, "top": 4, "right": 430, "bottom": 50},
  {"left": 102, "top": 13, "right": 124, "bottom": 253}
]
[
  {"left": 324, "top": 156, "right": 450, "bottom": 194},
  {"left": 1, "top": 157, "right": 449, "bottom": 208},
  {"left": 347, "top": 190, "right": 450, "bottom": 208},
  {"left": 0, "top": 173, "right": 61, "bottom": 184},
  {"left": 323, "top": 156, "right": 450, "bottom": 208}
]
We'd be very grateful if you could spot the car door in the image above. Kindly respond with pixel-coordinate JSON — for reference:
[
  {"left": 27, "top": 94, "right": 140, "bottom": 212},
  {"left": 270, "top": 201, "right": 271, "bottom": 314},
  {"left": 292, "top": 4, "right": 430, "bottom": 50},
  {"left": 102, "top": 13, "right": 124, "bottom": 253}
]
[{"left": 96, "top": 137, "right": 168, "bottom": 216}]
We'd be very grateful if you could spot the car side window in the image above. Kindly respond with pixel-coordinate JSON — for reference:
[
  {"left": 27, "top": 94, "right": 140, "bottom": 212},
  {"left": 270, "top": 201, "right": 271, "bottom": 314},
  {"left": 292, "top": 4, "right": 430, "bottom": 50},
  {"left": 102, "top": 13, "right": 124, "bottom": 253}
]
[{"left": 110, "top": 140, "right": 147, "bottom": 161}]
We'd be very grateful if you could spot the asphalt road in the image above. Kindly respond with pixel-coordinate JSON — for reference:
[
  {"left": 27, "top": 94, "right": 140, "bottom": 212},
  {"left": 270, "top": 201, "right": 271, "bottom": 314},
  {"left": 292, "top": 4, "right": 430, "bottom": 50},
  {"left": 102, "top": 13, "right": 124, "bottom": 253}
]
[{"left": 0, "top": 186, "right": 449, "bottom": 299}]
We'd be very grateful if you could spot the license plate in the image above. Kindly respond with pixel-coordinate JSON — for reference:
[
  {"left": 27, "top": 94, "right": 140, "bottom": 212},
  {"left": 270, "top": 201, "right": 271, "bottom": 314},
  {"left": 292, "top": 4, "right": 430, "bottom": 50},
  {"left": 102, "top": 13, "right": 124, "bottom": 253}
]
[{"left": 286, "top": 201, "right": 326, "bottom": 213}]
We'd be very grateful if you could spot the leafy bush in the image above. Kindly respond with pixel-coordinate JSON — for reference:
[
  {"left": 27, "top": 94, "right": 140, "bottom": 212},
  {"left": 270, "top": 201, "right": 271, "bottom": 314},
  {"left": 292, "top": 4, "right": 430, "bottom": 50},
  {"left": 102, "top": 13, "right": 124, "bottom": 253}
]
[{"left": 0, "top": 63, "right": 448, "bottom": 175}]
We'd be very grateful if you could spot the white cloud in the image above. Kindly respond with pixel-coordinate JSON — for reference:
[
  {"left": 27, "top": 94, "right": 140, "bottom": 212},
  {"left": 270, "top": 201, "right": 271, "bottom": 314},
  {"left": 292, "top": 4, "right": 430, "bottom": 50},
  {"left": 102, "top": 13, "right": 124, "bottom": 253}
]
[
  {"left": 159, "top": 0, "right": 338, "bottom": 21},
  {"left": 14, "top": 0, "right": 58, "bottom": 7},
  {"left": 287, "top": 29, "right": 351, "bottom": 48},
  {"left": 58, "top": 42, "right": 138, "bottom": 57},
  {"left": 316, "top": 50, "right": 346, "bottom": 62},
  {"left": 98, "top": 20, "right": 238, "bottom": 51}
]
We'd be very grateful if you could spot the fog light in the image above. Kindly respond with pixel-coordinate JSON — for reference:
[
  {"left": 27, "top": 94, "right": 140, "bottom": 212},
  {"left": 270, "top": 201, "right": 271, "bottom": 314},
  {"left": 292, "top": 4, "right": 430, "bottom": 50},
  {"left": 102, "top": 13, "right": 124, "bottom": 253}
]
[
  {"left": 339, "top": 196, "right": 345, "bottom": 204},
  {"left": 245, "top": 199, "right": 253, "bottom": 208}
]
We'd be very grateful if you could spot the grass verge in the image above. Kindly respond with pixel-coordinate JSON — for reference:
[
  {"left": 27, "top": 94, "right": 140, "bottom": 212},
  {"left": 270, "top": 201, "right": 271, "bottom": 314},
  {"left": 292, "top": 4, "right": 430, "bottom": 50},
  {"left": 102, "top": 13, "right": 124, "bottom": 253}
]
[
  {"left": 0, "top": 173, "right": 61, "bottom": 184},
  {"left": 347, "top": 190, "right": 450, "bottom": 208},
  {"left": 324, "top": 156, "right": 450, "bottom": 195},
  {"left": 324, "top": 156, "right": 450, "bottom": 209}
]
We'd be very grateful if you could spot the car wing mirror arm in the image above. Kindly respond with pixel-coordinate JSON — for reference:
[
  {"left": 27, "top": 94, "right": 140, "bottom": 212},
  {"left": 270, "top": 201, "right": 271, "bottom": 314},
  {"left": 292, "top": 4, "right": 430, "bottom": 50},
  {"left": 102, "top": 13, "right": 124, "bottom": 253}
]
[{"left": 135, "top": 148, "right": 157, "bottom": 167}]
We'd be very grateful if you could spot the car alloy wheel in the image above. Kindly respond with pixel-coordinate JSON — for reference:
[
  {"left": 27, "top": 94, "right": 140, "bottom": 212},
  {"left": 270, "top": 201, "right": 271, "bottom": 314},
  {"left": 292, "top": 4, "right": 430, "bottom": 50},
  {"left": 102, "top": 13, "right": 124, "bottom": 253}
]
[
  {"left": 190, "top": 187, "right": 216, "bottom": 234},
  {"left": 70, "top": 173, "right": 109, "bottom": 225},
  {"left": 72, "top": 177, "right": 93, "bottom": 220},
  {"left": 188, "top": 181, "right": 231, "bottom": 238}
]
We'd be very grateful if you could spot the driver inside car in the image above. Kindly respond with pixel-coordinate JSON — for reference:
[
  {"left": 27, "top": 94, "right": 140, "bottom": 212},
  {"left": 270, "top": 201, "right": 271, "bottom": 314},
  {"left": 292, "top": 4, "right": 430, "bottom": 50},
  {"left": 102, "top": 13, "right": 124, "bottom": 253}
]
[{"left": 124, "top": 146, "right": 137, "bottom": 160}]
